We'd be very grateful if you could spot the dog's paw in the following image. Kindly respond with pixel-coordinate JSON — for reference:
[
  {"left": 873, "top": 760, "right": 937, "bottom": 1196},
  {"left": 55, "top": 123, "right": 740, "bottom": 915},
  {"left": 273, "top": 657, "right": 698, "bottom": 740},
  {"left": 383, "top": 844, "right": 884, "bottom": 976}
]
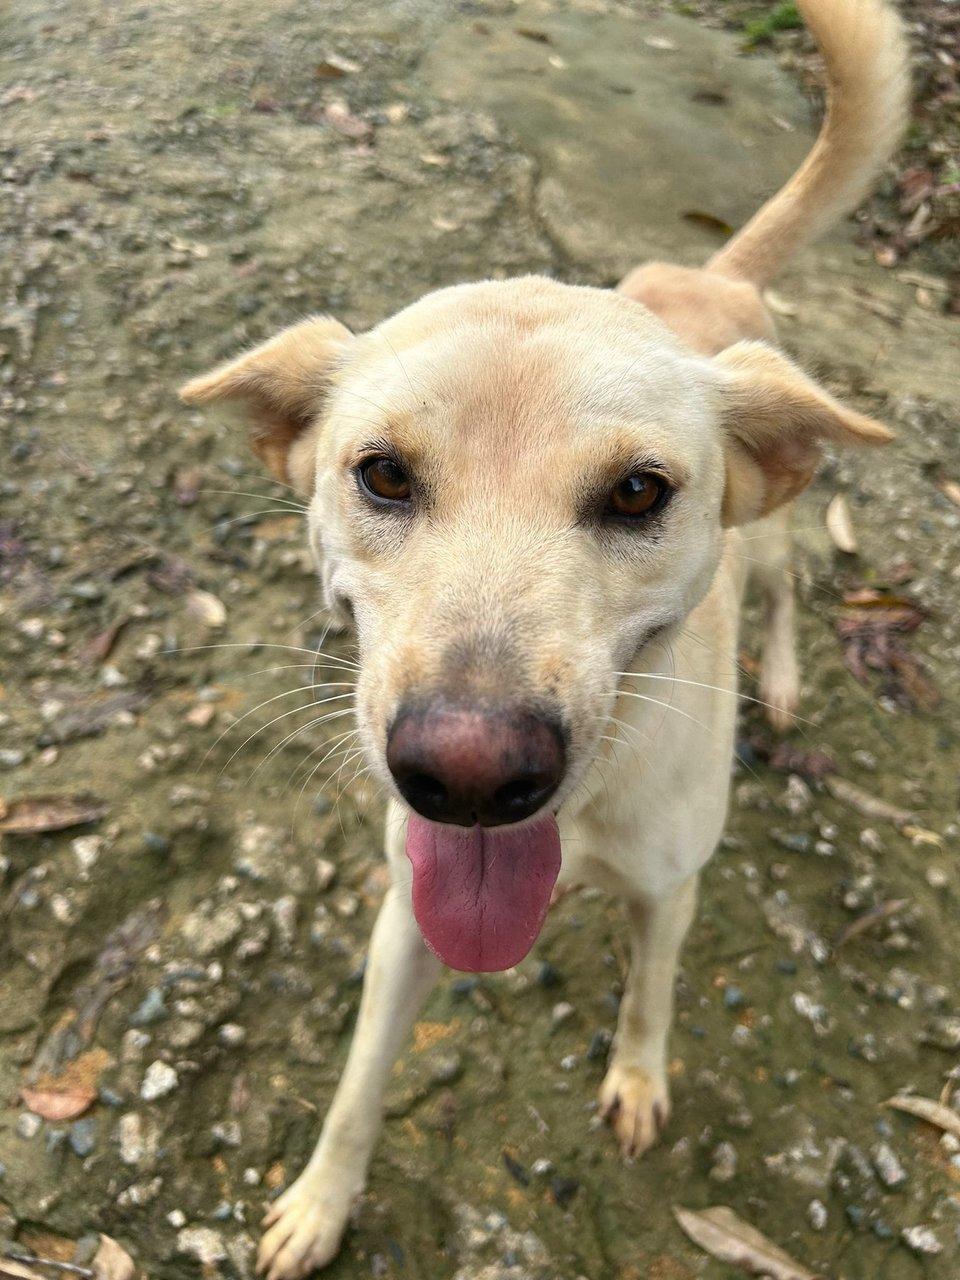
[
  {"left": 597, "top": 1063, "right": 669, "bottom": 1159},
  {"left": 257, "top": 1174, "right": 355, "bottom": 1280}
]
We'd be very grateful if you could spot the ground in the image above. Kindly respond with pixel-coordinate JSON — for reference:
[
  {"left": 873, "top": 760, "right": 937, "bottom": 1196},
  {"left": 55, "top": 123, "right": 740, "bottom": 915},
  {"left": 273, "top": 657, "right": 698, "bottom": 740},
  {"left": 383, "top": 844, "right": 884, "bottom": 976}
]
[{"left": 1, "top": 1, "right": 959, "bottom": 1278}]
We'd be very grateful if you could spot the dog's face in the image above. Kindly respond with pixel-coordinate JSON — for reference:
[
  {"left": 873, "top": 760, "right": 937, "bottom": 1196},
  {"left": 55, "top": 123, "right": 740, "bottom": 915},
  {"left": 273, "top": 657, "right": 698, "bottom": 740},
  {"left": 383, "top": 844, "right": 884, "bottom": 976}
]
[{"left": 182, "top": 276, "right": 890, "bottom": 969}]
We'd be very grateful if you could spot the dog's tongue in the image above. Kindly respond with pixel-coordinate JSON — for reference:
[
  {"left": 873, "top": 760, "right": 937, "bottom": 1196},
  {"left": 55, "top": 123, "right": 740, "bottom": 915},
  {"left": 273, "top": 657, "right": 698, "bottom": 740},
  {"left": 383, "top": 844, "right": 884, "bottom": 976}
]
[{"left": 405, "top": 813, "right": 561, "bottom": 972}]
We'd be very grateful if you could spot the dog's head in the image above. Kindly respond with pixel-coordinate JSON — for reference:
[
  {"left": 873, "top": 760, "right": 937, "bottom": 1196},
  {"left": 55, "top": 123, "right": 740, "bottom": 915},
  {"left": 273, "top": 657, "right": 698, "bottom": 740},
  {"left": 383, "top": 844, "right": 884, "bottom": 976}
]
[{"left": 181, "top": 277, "right": 890, "bottom": 969}]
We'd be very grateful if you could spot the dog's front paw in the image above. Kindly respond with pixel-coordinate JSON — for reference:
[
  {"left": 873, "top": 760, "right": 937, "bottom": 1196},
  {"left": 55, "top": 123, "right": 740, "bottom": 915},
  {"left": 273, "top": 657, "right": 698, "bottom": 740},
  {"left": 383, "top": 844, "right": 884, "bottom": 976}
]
[
  {"left": 598, "top": 1062, "right": 670, "bottom": 1159},
  {"left": 257, "top": 1172, "right": 356, "bottom": 1280}
]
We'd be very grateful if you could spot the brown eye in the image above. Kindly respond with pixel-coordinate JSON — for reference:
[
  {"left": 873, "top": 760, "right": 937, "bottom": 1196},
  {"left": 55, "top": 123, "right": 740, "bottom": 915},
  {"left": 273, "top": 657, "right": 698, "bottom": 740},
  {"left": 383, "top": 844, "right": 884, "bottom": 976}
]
[
  {"left": 358, "top": 456, "right": 411, "bottom": 504},
  {"left": 608, "top": 471, "right": 668, "bottom": 519}
]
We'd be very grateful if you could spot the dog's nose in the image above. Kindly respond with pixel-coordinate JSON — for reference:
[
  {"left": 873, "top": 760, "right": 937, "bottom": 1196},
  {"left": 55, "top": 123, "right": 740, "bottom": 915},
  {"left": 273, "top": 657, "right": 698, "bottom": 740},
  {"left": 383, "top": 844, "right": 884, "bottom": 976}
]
[{"left": 386, "top": 700, "right": 566, "bottom": 827}]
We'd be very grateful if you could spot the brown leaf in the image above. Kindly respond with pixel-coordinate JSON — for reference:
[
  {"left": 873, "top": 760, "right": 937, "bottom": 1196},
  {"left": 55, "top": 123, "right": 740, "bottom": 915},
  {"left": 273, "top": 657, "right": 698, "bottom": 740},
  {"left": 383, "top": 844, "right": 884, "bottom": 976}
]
[
  {"left": 0, "top": 793, "right": 106, "bottom": 834},
  {"left": 92, "top": 1235, "right": 140, "bottom": 1280},
  {"left": 886, "top": 1094, "right": 960, "bottom": 1140},
  {"left": 682, "top": 210, "right": 734, "bottom": 237},
  {"left": 323, "top": 100, "right": 373, "bottom": 143},
  {"left": 21, "top": 1046, "right": 113, "bottom": 1120},
  {"left": 824, "top": 776, "right": 914, "bottom": 828},
  {"left": 833, "top": 898, "right": 910, "bottom": 949},
  {"left": 515, "top": 27, "right": 551, "bottom": 43},
  {"left": 77, "top": 618, "right": 129, "bottom": 667},
  {"left": 767, "top": 745, "right": 836, "bottom": 781},
  {"left": 673, "top": 1205, "right": 821, "bottom": 1279}
]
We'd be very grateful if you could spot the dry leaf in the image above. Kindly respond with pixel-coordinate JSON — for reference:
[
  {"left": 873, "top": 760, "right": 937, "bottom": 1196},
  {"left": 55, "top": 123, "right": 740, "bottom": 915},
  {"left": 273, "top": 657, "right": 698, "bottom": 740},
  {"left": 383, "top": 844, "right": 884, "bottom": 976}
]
[
  {"left": 824, "top": 776, "right": 914, "bottom": 828},
  {"left": 92, "top": 1234, "right": 140, "bottom": 1280},
  {"left": 0, "top": 1260, "right": 46, "bottom": 1280},
  {"left": 762, "top": 289, "right": 798, "bottom": 317},
  {"left": 323, "top": 100, "right": 373, "bottom": 143},
  {"left": 515, "top": 27, "right": 550, "bottom": 43},
  {"left": 682, "top": 210, "right": 733, "bottom": 236},
  {"left": 886, "top": 1094, "right": 960, "bottom": 1140},
  {"left": 0, "top": 793, "right": 106, "bottom": 834},
  {"left": 184, "top": 589, "right": 227, "bottom": 628},
  {"left": 673, "top": 1205, "right": 821, "bottom": 1279},
  {"left": 22, "top": 1046, "right": 113, "bottom": 1121},
  {"left": 826, "top": 494, "right": 858, "bottom": 553},
  {"left": 833, "top": 898, "right": 909, "bottom": 949}
]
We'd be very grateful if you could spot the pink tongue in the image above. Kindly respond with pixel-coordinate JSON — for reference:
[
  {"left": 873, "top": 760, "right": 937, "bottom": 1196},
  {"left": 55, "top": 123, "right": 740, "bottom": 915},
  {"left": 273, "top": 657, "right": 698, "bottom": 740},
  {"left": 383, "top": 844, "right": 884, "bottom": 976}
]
[{"left": 405, "top": 813, "right": 562, "bottom": 972}]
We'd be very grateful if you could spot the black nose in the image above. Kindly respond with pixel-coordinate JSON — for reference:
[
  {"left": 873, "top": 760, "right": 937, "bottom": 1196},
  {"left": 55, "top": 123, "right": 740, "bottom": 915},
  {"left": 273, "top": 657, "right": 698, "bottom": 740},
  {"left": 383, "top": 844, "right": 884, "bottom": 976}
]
[{"left": 386, "top": 700, "right": 566, "bottom": 827}]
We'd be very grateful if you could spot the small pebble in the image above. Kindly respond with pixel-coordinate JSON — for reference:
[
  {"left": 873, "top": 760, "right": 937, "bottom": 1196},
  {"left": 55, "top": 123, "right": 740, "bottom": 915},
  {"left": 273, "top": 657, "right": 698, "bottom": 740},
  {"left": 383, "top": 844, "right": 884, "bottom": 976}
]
[
  {"left": 17, "top": 1112, "right": 42, "bottom": 1140},
  {"left": 118, "top": 1113, "right": 145, "bottom": 1164},
  {"left": 141, "top": 1060, "right": 178, "bottom": 1101},
  {"left": 708, "top": 1140, "right": 738, "bottom": 1182},
  {"left": 0, "top": 748, "right": 25, "bottom": 768},
  {"left": 807, "top": 1199, "right": 828, "bottom": 1230},
  {"left": 130, "top": 987, "right": 166, "bottom": 1027},
  {"left": 167, "top": 1209, "right": 187, "bottom": 1229},
  {"left": 871, "top": 1141, "right": 906, "bottom": 1187},
  {"left": 531, "top": 1158, "right": 554, "bottom": 1177},
  {"left": 69, "top": 1117, "right": 97, "bottom": 1158},
  {"left": 176, "top": 1226, "right": 227, "bottom": 1263},
  {"left": 551, "top": 1001, "right": 575, "bottom": 1030},
  {"left": 219, "top": 1022, "right": 247, "bottom": 1047},
  {"left": 901, "top": 1225, "right": 942, "bottom": 1255}
]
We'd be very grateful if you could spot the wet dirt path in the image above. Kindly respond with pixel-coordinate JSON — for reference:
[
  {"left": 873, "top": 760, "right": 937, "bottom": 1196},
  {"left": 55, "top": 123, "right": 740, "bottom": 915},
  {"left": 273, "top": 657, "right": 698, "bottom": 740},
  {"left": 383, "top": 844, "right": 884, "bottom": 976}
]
[{"left": 1, "top": 1, "right": 958, "bottom": 1276}]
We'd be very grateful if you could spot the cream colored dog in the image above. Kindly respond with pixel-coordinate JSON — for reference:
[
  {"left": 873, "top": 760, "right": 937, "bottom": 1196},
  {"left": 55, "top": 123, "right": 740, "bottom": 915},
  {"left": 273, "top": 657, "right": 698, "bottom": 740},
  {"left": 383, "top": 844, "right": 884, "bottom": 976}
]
[{"left": 181, "top": 2, "right": 908, "bottom": 1275}]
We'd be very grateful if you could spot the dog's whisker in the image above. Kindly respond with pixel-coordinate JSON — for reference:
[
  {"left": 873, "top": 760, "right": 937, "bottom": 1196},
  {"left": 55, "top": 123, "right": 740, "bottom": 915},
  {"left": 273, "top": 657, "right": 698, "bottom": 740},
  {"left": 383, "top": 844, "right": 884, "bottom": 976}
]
[
  {"left": 246, "top": 709, "right": 358, "bottom": 793},
  {"left": 614, "top": 688, "right": 718, "bottom": 738},
  {"left": 614, "top": 669, "right": 818, "bottom": 727},
  {"left": 197, "top": 487, "right": 309, "bottom": 512},
  {"left": 203, "top": 687, "right": 355, "bottom": 768},
  {"left": 229, "top": 703, "right": 356, "bottom": 782}
]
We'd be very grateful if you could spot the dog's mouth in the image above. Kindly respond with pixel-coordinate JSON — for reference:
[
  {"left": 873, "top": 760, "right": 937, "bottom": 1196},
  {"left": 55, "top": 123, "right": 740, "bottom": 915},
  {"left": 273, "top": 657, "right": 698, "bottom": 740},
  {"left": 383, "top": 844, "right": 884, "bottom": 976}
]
[{"left": 404, "top": 811, "right": 562, "bottom": 972}]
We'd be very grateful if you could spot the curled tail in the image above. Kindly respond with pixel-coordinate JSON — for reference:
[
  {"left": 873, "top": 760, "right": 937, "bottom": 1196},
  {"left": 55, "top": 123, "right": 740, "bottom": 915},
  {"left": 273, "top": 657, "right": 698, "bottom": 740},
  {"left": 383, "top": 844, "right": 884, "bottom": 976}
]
[{"left": 707, "top": 0, "right": 910, "bottom": 288}]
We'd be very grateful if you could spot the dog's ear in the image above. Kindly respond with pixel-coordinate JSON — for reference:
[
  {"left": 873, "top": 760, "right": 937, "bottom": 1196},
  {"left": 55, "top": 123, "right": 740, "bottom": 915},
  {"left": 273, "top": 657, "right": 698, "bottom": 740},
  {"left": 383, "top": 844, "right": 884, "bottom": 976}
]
[
  {"left": 713, "top": 342, "right": 893, "bottom": 526},
  {"left": 179, "top": 316, "right": 353, "bottom": 493}
]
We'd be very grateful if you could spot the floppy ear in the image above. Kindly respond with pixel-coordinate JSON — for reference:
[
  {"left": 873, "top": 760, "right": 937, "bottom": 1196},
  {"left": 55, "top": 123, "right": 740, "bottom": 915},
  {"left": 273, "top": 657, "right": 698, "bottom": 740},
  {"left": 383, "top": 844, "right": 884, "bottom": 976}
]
[
  {"left": 714, "top": 342, "right": 894, "bottom": 526},
  {"left": 179, "top": 315, "right": 353, "bottom": 493}
]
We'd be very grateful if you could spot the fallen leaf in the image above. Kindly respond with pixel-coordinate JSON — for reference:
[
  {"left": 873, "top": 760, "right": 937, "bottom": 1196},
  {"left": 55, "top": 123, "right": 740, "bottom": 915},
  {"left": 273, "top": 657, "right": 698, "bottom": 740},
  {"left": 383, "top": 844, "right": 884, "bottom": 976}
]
[
  {"left": 323, "top": 100, "right": 373, "bottom": 143},
  {"left": 826, "top": 494, "right": 858, "bottom": 553},
  {"left": 886, "top": 1094, "right": 960, "bottom": 1140},
  {"left": 184, "top": 589, "right": 227, "bottom": 628},
  {"left": 762, "top": 289, "right": 798, "bottom": 317},
  {"left": 92, "top": 1234, "right": 140, "bottom": 1280},
  {"left": 315, "top": 55, "right": 359, "bottom": 79},
  {"left": 823, "top": 776, "right": 914, "bottom": 828},
  {"left": 77, "top": 619, "right": 129, "bottom": 666},
  {"left": 0, "top": 1260, "right": 46, "bottom": 1280},
  {"left": 682, "top": 210, "right": 733, "bottom": 236},
  {"left": 673, "top": 1205, "right": 821, "bottom": 1279},
  {"left": 515, "top": 27, "right": 550, "bottom": 43},
  {"left": 833, "top": 898, "right": 909, "bottom": 949},
  {"left": 21, "top": 1046, "right": 113, "bottom": 1120},
  {"left": 0, "top": 794, "right": 106, "bottom": 834}
]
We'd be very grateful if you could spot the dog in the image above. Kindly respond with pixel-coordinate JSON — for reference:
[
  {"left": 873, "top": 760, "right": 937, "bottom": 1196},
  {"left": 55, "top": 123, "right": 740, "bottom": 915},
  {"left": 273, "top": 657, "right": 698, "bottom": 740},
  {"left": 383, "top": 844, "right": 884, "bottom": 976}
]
[{"left": 180, "top": 2, "right": 908, "bottom": 1274}]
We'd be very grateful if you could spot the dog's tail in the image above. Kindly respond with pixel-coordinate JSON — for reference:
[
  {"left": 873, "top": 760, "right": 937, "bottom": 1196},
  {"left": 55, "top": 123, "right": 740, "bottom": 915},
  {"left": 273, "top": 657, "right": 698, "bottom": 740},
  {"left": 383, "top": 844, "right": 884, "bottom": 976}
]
[{"left": 706, "top": 0, "right": 910, "bottom": 288}]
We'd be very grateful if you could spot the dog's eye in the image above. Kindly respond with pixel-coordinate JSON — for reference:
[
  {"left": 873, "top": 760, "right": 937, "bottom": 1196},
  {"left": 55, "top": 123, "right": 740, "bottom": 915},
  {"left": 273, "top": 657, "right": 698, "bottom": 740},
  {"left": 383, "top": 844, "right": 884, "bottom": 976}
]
[
  {"left": 607, "top": 471, "right": 669, "bottom": 520},
  {"left": 358, "top": 456, "right": 412, "bottom": 504}
]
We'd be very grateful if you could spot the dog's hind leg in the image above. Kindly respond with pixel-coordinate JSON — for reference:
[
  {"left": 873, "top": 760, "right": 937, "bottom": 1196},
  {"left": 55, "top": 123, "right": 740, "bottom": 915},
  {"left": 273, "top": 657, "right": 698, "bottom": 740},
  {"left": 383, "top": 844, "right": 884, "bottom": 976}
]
[
  {"left": 258, "top": 816, "right": 441, "bottom": 1280},
  {"left": 598, "top": 874, "right": 698, "bottom": 1158}
]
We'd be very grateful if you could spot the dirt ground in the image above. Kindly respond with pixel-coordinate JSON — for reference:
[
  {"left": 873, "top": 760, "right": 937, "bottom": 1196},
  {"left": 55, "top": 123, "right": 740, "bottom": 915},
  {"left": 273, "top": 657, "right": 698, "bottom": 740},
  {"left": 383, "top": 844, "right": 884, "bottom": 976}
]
[{"left": 1, "top": 1, "right": 959, "bottom": 1277}]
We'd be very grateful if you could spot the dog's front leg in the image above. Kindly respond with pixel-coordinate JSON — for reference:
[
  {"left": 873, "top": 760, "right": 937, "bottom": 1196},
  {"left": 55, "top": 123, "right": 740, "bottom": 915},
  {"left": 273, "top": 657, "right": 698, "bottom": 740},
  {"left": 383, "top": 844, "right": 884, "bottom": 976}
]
[
  {"left": 598, "top": 873, "right": 698, "bottom": 1158},
  {"left": 258, "top": 834, "right": 440, "bottom": 1280}
]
